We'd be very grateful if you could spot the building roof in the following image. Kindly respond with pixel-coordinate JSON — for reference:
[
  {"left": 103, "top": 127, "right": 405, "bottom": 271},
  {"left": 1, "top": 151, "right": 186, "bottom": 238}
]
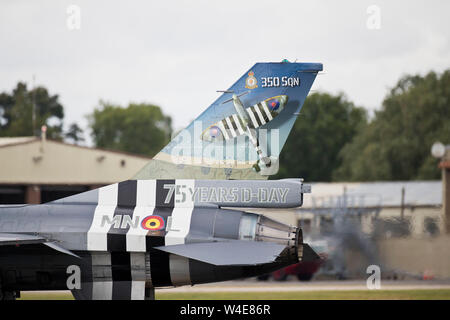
[
  {"left": 0, "top": 137, "right": 37, "bottom": 147},
  {"left": 302, "top": 181, "right": 442, "bottom": 208},
  {"left": 0, "top": 137, "right": 151, "bottom": 185}
]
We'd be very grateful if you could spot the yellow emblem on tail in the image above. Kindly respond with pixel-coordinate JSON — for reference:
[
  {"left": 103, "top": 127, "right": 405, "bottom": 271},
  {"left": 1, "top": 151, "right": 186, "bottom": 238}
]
[{"left": 245, "top": 71, "right": 258, "bottom": 89}]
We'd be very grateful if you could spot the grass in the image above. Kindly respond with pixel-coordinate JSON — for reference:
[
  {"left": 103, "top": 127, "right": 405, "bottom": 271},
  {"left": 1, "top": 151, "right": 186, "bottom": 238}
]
[
  {"left": 18, "top": 291, "right": 74, "bottom": 300},
  {"left": 17, "top": 289, "right": 450, "bottom": 300},
  {"left": 156, "top": 290, "right": 450, "bottom": 300}
]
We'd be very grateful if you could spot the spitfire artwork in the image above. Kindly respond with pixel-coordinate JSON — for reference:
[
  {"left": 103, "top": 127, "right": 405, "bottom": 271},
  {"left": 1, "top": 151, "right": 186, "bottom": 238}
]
[
  {"left": 201, "top": 93, "right": 288, "bottom": 171},
  {"left": 200, "top": 95, "right": 288, "bottom": 143},
  {"left": 0, "top": 60, "right": 323, "bottom": 300}
]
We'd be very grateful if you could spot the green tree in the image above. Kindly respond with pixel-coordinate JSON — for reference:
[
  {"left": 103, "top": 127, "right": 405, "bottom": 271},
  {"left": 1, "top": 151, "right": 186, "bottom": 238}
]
[
  {"left": 88, "top": 102, "right": 172, "bottom": 157},
  {"left": 333, "top": 70, "right": 450, "bottom": 181},
  {"left": 275, "top": 92, "right": 367, "bottom": 181},
  {"left": 65, "top": 123, "right": 85, "bottom": 144},
  {"left": 0, "top": 82, "right": 64, "bottom": 139}
]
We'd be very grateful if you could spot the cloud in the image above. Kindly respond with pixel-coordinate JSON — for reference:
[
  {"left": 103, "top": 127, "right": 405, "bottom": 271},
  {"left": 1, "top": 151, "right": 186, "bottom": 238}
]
[{"left": 0, "top": 0, "right": 449, "bottom": 145}]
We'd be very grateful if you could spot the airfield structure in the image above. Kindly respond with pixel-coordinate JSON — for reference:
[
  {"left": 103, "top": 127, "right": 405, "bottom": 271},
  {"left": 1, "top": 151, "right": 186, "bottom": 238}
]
[{"left": 0, "top": 136, "right": 151, "bottom": 204}]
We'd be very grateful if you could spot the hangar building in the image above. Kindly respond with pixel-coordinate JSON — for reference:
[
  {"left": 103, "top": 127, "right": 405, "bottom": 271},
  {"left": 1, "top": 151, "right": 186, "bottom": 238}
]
[
  {"left": 0, "top": 136, "right": 151, "bottom": 204},
  {"left": 255, "top": 181, "right": 449, "bottom": 278}
]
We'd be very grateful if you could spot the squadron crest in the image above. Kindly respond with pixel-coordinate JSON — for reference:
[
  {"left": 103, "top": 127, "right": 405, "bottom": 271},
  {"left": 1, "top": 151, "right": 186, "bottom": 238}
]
[{"left": 245, "top": 71, "right": 258, "bottom": 89}]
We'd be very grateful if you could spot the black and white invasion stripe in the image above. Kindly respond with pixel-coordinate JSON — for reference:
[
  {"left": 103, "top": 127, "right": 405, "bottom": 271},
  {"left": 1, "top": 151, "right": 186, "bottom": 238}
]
[{"left": 84, "top": 179, "right": 199, "bottom": 297}]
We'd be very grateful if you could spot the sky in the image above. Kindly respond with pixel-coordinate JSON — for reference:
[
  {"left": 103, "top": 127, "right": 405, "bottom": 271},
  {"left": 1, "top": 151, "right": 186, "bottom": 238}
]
[{"left": 1, "top": 0, "right": 449, "bottom": 144}]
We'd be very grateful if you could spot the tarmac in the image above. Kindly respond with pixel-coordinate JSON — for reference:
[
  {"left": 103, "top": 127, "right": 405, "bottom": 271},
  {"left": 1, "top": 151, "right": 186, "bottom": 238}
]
[
  {"left": 156, "top": 279, "right": 450, "bottom": 293},
  {"left": 22, "top": 279, "right": 450, "bottom": 297}
]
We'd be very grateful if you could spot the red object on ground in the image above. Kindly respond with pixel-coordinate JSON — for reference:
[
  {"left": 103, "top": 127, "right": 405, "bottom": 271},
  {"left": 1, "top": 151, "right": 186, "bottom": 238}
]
[{"left": 272, "top": 256, "right": 325, "bottom": 281}]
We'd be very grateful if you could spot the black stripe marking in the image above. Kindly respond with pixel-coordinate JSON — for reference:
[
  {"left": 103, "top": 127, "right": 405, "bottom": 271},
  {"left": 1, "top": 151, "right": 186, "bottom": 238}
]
[
  {"left": 155, "top": 179, "right": 175, "bottom": 207},
  {"left": 230, "top": 116, "right": 242, "bottom": 136},
  {"left": 257, "top": 103, "right": 270, "bottom": 123},
  {"left": 107, "top": 180, "right": 137, "bottom": 252},
  {"left": 70, "top": 252, "right": 94, "bottom": 300},
  {"left": 111, "top": 252, "right": 132, "bottom": 299},
  {"left": 229, "top": 116, "right": 238, "bottom": 131},
  {"left": 147, "top": 179, "right": 175, "bottom": 287},
  {"left": 149, "top": 248, "right": 171, "bottom": 287},
  {"left": 222, "top": 119, "right": 229, "bottom": 130}
]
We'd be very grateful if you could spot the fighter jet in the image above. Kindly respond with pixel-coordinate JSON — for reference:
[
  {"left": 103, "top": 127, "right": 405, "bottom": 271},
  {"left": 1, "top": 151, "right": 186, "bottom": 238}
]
[{"left": 0, "top": 60, "right": 323, "bottom": 300}]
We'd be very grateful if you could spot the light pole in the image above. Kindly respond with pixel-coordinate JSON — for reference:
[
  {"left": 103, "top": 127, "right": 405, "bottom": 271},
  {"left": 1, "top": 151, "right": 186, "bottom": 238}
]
[{"left": 431, "top": 142, "right": 450, "bottom": 234}]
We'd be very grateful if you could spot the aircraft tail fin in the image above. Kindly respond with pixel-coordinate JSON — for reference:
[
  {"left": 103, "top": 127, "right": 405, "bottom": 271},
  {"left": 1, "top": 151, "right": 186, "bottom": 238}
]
[{"left": 134, "top": 60, "right": 322, "bottom": 180}]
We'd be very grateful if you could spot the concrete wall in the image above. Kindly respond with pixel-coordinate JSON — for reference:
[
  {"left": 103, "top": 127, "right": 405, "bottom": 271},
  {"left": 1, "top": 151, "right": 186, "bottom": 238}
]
[
  {"left": 252, "top": 206, "right": 450, "bottom": 279},
  {"left": 378, "top": 235, "right": 450, "bottom": 278},
  {"left": 0, "top": 140, "right": 150, "bottom": 185}
]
